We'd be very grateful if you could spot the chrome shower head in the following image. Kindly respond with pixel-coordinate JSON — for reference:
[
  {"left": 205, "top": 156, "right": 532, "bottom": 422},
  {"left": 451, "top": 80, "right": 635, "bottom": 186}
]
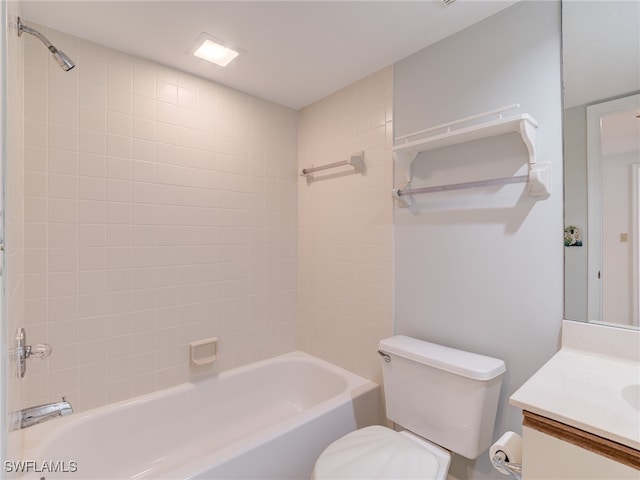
[
  {"left": 17, "top": 17, "right": 76, "bottom": 71},
  {"left": 50, "top": 48, "right": 75, "bottom": 72}
]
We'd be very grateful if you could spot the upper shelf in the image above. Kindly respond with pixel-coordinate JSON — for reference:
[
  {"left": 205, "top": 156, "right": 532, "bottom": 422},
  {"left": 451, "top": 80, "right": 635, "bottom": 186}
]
[{"left": 393, "top": 113, "right": 538, "bottom": 182}]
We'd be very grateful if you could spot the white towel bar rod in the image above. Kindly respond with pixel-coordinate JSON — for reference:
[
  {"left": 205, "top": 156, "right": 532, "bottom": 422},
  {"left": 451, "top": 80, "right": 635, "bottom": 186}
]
[
  {"left": 301, "top": 159, "right": 349, "bottom": 175},
  {"left": 395, "top": 103, "right": 520, "bottom": 143},
  {"left": 395, "top": 174, "right": 529, "bottom": 197}
]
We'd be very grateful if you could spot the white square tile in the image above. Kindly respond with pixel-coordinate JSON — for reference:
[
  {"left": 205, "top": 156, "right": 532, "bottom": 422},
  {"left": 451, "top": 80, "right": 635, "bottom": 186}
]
[
  {"left": 157, "top": 82, "right": 178, "bottom": 105},
  {"left": 49, "top": 124, "right": 78, "bottom": 152},
  {"left": 107, "top": 87, "right": 132, "bottom": 115},
  {"left": 48, "top": 247, "right": 78, "bottom": 272},
  {"left": 107, "top": 111, "right": 132, "bottom": 137},
  {"left": 107, "top": 134, "right": 132, "bottom": 159},
  {"left": 48, "top": 198, "right": 77, "bottom": 223},
  {"left": 79, "top": 316, "right": 106, "bottom": 341},
  {"left": 107, "top": 179, "right": 132, "bottom": 203},
  {"left": 133, "top": 60, "right": 156, "bottom": 98},
  {"left": 107, "top": 156, "right": 132, "bottom": 180},
  {"left": 78, "top": 154, "right": 106, "bottom": 178},
  {"left": 78, "top": 200, "right": 106, "bottom": 224},
  {"left": 133, "top": 95, "right": 156, "bottom": 119},
  {"left": 25, "top": 120, "right": 48, "bottom": 147},
  {"left": 78, "top": 247, "right": 107, "bottom": 271},
  {"left": 79, "top": 106, "right": 106, "bottom": 133},
  {"left": 107, "top": 291, "right": 132, "bottom": 315},
  {"left": 79, "top": 271, "right": 107, "bottom": 295},
  {"left": 25, "top": 146, "right": 48, "bottom": 173},
  {"left": 25, "top": 171, "right": 47, "bottom": 197},
  {"left": 106, "top": 202, "right": 133, "bottom": 224},
  {"left": 25, "top": 248, "right": 47, "bottom": 274},
  {"left": 79, "top": 129, "right": 106, "bottom": 155},
  {"left": 47, "top": 223, "right": 77, "bottom": 249},
  {"left": 79, "top": 176, "right": 106, "bottom": 201},
  {"left": 50, "top": 149, "right": 79, "bottom": 175},
  {"left": 78, "top": 224, "right": 106, "bottom": 247},
  {"left": 48, "top": 272, "right": 78, "bottom": 297},
  {"left": 106, "top": 247, "right": 132, "bottom": 269},
  {"left": 48, "top": 174, "right": 77, "bottom": 199},
  {"left": 132, "top": 140, "right": 156, "bottom": 163},
  {"left": 133, "top": 117, "right": 155, "bottom": 141}
]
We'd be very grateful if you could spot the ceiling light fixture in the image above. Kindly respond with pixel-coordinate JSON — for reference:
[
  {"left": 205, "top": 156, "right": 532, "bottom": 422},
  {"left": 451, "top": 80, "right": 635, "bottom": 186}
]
[{"left": 192, "top": 33, "right": 239, "bottom": 67}]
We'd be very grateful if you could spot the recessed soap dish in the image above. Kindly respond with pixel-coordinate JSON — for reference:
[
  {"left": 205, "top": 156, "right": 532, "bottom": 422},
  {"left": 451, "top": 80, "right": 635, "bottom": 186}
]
[{"left": 189, "top": 337, "right": 218, "bottom": 366}]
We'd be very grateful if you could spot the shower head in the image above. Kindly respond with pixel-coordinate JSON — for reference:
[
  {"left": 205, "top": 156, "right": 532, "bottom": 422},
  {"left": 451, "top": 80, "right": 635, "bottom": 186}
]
[
  {"left": 50, "top": 49, "right": 76, "bottom": 72},
  {"left": 17, "top": 17, "right": 76, "bottom": 71}
]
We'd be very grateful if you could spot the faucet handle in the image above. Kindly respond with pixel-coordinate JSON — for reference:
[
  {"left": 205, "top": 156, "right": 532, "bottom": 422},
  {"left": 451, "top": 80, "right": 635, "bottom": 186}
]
[{"left": 26, "top": 343, "right": 52, "bottom": 359}]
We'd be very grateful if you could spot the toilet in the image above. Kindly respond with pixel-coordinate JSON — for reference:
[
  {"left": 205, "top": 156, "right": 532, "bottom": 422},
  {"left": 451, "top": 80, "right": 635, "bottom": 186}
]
[{"left": 313, "top": 335, "right": 506, "bottom": 479}]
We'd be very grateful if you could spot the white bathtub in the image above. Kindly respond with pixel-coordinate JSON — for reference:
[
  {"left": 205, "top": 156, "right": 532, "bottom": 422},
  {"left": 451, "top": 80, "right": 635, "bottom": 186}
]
[{"left": 15, "top": 352, "right": 380, "bottom": 479}]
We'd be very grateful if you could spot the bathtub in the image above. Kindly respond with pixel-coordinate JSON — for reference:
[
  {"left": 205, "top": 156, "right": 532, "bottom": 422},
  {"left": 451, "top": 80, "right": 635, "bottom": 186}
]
[{"left": 14, "top": 352, "right": 380, "bottom": 479}]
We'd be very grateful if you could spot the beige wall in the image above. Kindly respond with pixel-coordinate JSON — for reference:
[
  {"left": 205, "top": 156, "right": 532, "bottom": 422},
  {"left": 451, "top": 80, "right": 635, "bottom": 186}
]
[
  {"left": 21, "top": 25, "right": 299, "bottom": 413},
  {"left": 298, "top": 67, "right": 394, "bottom": 382}
]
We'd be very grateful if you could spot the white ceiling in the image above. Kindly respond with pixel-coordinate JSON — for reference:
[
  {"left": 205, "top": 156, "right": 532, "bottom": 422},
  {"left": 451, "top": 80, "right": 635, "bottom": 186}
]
[{"left": 21, "top": 1, "right": 519, "bottom": 109}]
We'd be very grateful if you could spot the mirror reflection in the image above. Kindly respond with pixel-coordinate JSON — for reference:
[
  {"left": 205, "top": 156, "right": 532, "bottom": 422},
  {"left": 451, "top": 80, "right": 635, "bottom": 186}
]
[{"left": 563, "top": 0, "right": 640, "bottom": 328}]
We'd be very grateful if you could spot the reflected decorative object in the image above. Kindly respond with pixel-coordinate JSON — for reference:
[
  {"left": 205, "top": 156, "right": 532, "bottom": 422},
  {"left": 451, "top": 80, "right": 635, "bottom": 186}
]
[{"left": 564, "top": 225, "right": 582, "bottom": 247}]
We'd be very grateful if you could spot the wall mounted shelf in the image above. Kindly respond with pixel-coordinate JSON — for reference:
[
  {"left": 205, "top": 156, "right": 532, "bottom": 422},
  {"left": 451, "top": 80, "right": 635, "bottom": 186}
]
[
  {"left": 393, "top": 114, "right": 538, "bottom": 182},
  {"left": 392, "top": 109, "right": 550, "bottom": 207}
]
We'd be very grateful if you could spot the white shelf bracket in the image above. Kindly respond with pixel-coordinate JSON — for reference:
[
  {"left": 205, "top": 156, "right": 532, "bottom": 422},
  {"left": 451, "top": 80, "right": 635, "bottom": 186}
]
[
  {"left": 519, "top": 117, "right": 537, "bottom": 165},
  {"left": 392, "top": 183, "right": 412, "bottom": 208},
  {"left": 393, "top": 151, "right": 418, "bottom": 183},
  {"left": 528, "top": 162, "right": 551, "bottom": 197}
]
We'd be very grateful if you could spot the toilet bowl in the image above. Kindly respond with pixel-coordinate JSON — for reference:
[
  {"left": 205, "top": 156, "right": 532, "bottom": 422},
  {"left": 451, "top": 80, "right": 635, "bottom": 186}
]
[
  {"left": 313, "top": 425, "right": 451, "bottom": 479},
  {"left": 313, "top": 335, "right": 506, "bottom": 480}
]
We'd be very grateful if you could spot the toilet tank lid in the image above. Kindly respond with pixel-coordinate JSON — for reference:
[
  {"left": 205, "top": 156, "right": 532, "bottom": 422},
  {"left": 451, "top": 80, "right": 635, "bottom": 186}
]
[{"left": 379, "top": 335, "right": 506, "bottom": 381}]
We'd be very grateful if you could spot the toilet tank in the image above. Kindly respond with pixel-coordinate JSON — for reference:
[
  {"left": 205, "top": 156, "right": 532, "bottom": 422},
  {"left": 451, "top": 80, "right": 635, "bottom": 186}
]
[{"left": 378, "top": 335, "right": 506, "bottom": 459}]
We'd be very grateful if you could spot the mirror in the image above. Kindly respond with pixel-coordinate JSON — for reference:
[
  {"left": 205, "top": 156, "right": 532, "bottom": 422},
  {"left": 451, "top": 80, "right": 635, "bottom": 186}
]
[{"left": 562, "top": 1, "right": 640, "bottom": 328}]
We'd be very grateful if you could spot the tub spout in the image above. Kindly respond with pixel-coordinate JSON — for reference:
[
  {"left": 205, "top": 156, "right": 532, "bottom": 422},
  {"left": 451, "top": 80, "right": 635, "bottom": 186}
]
[{"left": 13, "top": 396, "right": 73, "bottom": 429}]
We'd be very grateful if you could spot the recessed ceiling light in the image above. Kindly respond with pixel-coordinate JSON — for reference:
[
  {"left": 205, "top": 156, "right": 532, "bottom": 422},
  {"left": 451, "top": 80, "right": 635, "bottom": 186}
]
[{"left": 192, "top": 33, "right": 239, "bottom": 67}]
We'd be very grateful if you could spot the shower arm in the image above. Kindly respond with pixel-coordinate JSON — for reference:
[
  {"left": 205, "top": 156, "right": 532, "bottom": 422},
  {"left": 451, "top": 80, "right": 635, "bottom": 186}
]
[
  {"left": 17, "top": 17, "right": 57, "bottom": 52},
  {"left": 16, "top": 17, "right": 76, "bottom": 71}
]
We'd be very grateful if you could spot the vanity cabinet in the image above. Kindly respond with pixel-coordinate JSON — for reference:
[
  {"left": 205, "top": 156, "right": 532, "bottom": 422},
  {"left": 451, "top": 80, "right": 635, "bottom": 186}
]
[
  {"left": 521, "top": 411, "right": 640, "bottom": 479},
  {"left": 510, "top": 322, "right": 640, "bottom": 480}
]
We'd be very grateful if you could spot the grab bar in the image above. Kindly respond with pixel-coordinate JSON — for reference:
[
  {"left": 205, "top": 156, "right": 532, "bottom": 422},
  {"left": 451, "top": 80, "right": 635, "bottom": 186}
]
[
  {"left": 301, "top": 151, "right": 364, "bottom": 181},
  {"left": 302, "top": 160, "right": 350, "bottom": 175}
]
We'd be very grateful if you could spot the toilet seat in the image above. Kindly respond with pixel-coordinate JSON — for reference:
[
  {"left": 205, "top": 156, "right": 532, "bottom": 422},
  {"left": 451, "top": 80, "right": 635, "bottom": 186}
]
[{"left": 312, "top": 425, "right": 449, "bottom": 480}]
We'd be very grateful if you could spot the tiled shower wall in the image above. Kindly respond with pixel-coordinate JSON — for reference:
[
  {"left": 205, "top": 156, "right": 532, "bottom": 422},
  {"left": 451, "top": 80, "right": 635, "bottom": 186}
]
[
  {"left": 5, "top": 4, "right": 25, "bottom": 439},
  {"left": 21, "top": 25, "right": 298, "bottom": 412},
  {"left": 298, "top": 67, "right": 394, "bottom": 382}
]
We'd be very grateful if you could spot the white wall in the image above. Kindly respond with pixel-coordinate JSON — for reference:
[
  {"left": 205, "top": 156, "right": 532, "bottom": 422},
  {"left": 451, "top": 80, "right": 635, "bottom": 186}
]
[
  {"left": 393, "top": 2, "right": 563, "bottom": 479},
  {"left": 21, "top": 25, "right": 298, "bottom": 413},
  {"left": 602, "top": 150, "right": 636, "bottom": 324},
  {"left": 298, "top": 67, "right": 394, "bottom": 382}
]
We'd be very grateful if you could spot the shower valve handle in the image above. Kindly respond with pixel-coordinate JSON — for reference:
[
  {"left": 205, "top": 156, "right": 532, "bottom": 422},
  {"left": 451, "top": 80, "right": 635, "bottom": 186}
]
[{"left": 26, "top": 343, "right": 53, "bottom": 359}]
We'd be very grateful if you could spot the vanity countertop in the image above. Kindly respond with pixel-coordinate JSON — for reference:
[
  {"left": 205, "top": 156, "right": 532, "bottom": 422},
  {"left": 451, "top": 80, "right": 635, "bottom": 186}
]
[{"left": 510, "top": 347, "right": 640, "bottom": 450}]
